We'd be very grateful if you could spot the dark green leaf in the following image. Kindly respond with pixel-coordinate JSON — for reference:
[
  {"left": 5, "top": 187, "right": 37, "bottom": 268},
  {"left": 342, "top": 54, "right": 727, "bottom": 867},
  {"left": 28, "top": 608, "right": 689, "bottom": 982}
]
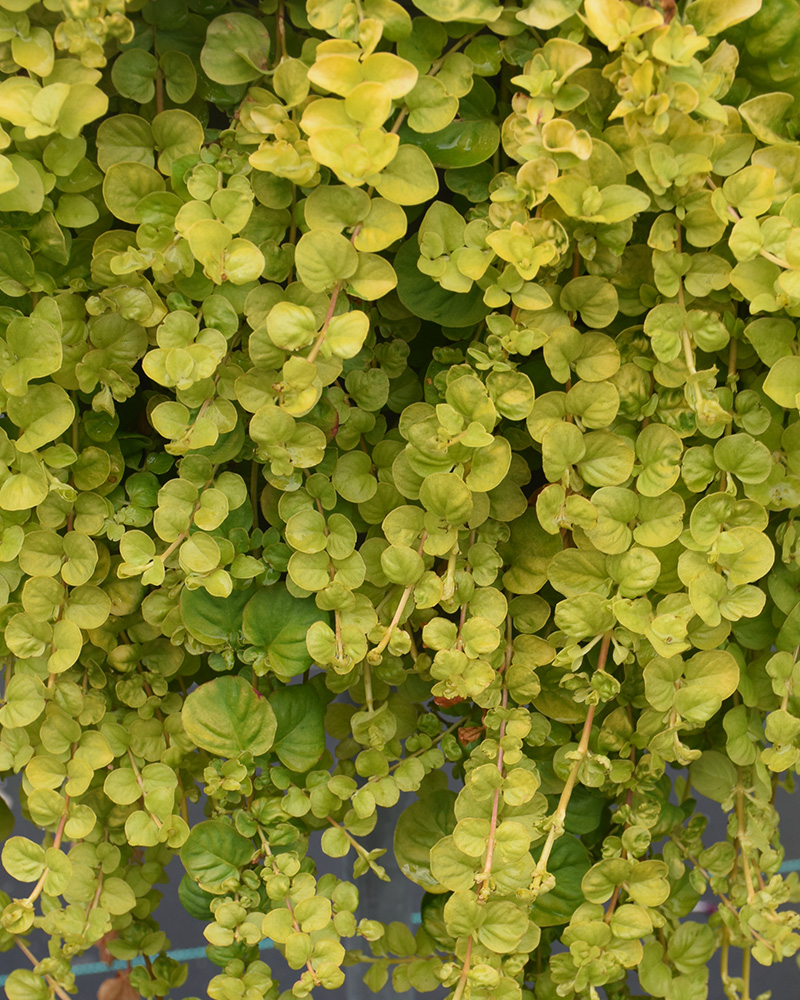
[
  {"left": 181, "top": 820, "right": 254, "bottom": 894},
  {"left": 393, "top": 790, "right": 456, "bottom": 893},
  {"left": 180, "top": 585, "right": 254, "bottom": 645},
  {"left": 394, "top": 237, "right": 489, "bottom": 328},
  {"left": 530, "top": 836, "right": 592, "bottom": 926},
  {"left": 242, "top": 583, "right": 330, "bottom": 679},
  {"left": 268, "top": 684, "right": 325, "bottom": 772},
  {"left": 398, "top": 120, "right": 500, "bottom": 169}
]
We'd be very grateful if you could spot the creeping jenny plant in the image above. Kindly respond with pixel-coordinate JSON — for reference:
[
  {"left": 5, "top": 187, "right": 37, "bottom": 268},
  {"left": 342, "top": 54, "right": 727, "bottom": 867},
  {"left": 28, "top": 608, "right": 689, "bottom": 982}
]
[{"left": 2, "top": 0, "right": 800, "bottom": 998}]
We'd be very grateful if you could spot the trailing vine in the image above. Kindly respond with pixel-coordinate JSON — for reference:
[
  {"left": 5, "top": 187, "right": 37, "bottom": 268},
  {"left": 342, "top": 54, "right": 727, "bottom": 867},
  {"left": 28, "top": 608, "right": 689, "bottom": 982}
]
[{"left": 0, "top": 0, "right": 800, "bottom": 999}]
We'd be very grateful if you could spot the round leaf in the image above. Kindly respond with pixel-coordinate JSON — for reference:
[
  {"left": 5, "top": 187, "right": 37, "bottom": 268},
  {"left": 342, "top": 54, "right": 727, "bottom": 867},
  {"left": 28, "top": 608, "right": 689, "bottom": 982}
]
[{"left": 182, "top": 676, "right": 277, "bottom": 757}]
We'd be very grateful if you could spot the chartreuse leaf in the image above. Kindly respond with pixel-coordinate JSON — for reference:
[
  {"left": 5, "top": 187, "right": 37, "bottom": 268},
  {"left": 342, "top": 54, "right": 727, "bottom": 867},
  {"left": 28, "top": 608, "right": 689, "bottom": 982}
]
[
  {"left": 2, "top": 837, "right": 46, "bottom": 882},
  {"left": 2, "top": 317, "right": 62, "bottom": 397},
  {"left": 405, "top": 77, "right": 458, "bottom": 133},
  {"left": 7, "top": 384, "right": 74, "bottom": 452},
  {"left": 714, "top": 434, "right": 772, "bottom": 484},
  {"left": 0, "top": 2, "right": 794, "bottom": 998},
  {"left": 96, "top": 115, "right": 154, "bottom": 170},
  {"left": 419, "top": 472, "right": 473, "bottom": 524},
  {"left": 372, "top": 145, "right": 439, "bottom": 205},
  {"left": 412, "top": 0, "right": 502, "bottom": 22},
  {"left": 295, "top": 230, "right": 358, "bottom": 291},
  {"left": 549, "top": 175, "right": 650, "bottom": 223},
  {"left": 668, "top": 921, "right": 717, "bottom": 972},
  {"left": 690, "top": 751, "right": 738, "bottom": 803},
  {"left": 636, "top": 424, "right": 682, "bottom": 496},
  {"left": 685, "top": 0, "right": 762, "bottom": 36},
  {"left": 763, "top": 356, "right": 800, "bottom": 408},
  {"left": 152, "top": 110, "right": 204, "bottom": 174},
  {"left": 201, "top": 13, "right": 270, "bottom": 84},
  {"left": 103, "top": 162, "right": 165, "bottom": 224},
  {"left": 517, "top": 0, "right": 582, "bottom": 27},
  {"left": 182, "top": 676, "right": 277, "bottom": 757},
  {"left": 0, "top": 154, "right": 19, "bottom": 195},
  {"left": 560, "top": 277, "right": 619, "bottom": 328}
]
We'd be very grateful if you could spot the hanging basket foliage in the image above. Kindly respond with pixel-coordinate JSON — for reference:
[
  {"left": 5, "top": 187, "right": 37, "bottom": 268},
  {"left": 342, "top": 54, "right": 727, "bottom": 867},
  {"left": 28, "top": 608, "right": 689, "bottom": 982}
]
[{"left": 0, "top": 0, "right": 800, "bottom": 998}]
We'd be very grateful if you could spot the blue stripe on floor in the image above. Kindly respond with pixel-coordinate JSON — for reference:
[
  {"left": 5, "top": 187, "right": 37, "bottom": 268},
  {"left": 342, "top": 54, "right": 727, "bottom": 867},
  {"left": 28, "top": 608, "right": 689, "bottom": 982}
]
[{"left": 0, "top": 916, "right": 423, "bottom": 985}]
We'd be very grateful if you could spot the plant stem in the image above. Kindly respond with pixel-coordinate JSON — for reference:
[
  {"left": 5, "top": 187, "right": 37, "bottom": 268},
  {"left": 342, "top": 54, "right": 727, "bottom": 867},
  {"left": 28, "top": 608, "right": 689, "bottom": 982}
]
[
  {"left": 681, "top": 327, "right": 697, "bottom": 375},
  {"left": 451, "top": 935, "right": 473, "bottom": 1000},
  {"left": 387, "top": 30, "right": 477, "bottom": 155},
  {"left": 259, "top": 830, "right": 321, "bottom": 983},
  {"left": 389, "top": 107, "right": 407, "bottom": 134},
  {"left": 736, "top": 768, "right": 756, "bottom": 901},
  {"left": 24, "top": 804, "right": 69, "bottom": 905},
  {"left": 604, "top": 884, "right": 622, "bottom": 924},
  {"left": 250, "top": 460, "right": 261, "bottom": 529},
  {"left": 143, "top": 954, "right": 164, "bottom": 1000},
  {"left": 371, "top": 534, "right": 427, "bottom": 656},
  {"left": 721, "top": 928, "right": 730, "bottom": 989},
  {"left": 742, "top": 945, "right": 751, "bottom": 1000},
  {"left": 160, "top": 468, "right": 218, "bottom": 561},
  {"left": 727, "top": 337, "right": 738, "bottom": 386},
  {"left": 326, "top": 817, "right": 390, "bottom": 880},
  {"left": 532, "top": 632, "right": 611, "bottom": 888},
  {"left": 363, "top": 659, "right": 374, "bottom": 714},
  {"left": 16, "top": 940, "right": 73, "bottom": 1000},
  {"left": 430, "top": 28, "right": 480, "bottom": 75},
  {"left": 681, "top": 852, "right": 777, "bottom": 955},
  {"left": 307, "top": 282, "right": 343, "bottom": 364},
  {"left": 441, "top": 544, "right": 458, "bottom": 602},
  {"left": 368, "top": 720, "right": 463, "bottom": 784},
  {"left": 84, "top": 868, "right": 104, "bottom": 926},
  {"left": 706, "top": 178, "right": 791, "bottom": 268},
  {"left": 275, "top": 1, "right": 287, "bottom": 62},
  {"left": 675, "top": 224, "right": 696, "bottom": 375},
  {"left": 155, "top": 69, "right": 164, "bottom": 115},
  {"left": 128, "top": 749, "right": 162, "bottom": 829},
  {"left": 475, "top": 622, "right": 512, "bottom": 899}
]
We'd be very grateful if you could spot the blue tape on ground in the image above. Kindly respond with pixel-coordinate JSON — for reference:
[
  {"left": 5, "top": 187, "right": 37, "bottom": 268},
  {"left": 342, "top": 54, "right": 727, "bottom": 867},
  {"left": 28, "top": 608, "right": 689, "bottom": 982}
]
[
  {"left": 0, "top": 912, "right": 460, "bottom": 987},
  {"left": 0, "top": 942, "right": 275, "bottom": 987}
]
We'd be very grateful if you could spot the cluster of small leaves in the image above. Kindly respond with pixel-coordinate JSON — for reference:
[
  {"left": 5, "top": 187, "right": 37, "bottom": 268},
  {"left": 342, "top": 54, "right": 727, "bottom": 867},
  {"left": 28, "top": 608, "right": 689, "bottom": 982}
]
[{"left": 2, "top": 0, "right": 800, "bottom": 998}]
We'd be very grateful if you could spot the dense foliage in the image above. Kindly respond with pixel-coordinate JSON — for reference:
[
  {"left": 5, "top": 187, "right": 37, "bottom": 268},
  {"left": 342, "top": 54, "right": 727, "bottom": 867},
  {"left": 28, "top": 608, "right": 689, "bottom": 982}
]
[{"left": 1, "top": 0, "right": 800, "bottom": 997}]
